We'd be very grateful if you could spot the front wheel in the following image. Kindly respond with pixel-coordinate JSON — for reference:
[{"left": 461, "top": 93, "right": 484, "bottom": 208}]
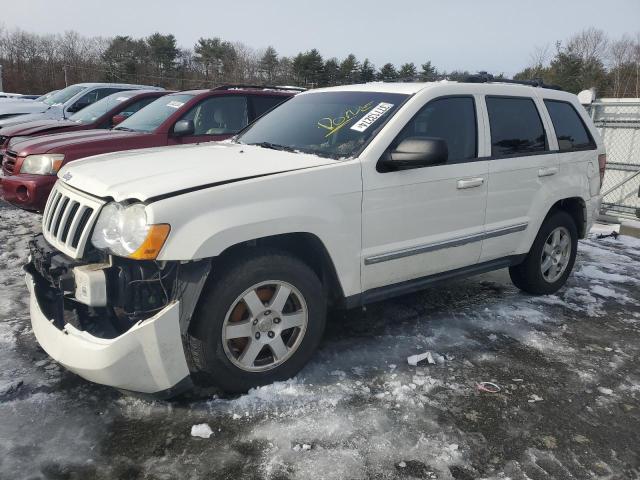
[
  {"left": 509, "top": 210, "right": 578, "bottom": 295},
  {"left": 187, "top": 250, "right": 326, "bottom": 393}
]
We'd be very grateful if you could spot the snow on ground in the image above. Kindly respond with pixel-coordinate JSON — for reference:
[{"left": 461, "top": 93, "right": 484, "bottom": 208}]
[{"left": 1, "top": 200, "right": 640, "bottom": 479}]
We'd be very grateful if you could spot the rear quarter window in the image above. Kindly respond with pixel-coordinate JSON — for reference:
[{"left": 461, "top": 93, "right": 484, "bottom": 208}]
[
  {"left": 544, "top": 100, "right": 595, "bottom": 151},
  {"left": 486, "top": 96, "right": 547, "bottom": 157}
]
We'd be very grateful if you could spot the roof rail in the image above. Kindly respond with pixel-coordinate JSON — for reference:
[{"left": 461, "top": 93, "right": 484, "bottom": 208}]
[
  {"left": 212, "top": 84, "right": 306, "bottom": 92},
  {"left": 464, "top": 72, "right": 564, "bottom": 91}
]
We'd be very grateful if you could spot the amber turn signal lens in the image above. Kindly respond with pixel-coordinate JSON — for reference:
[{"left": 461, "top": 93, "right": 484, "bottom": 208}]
[
  {"left": 52, "top": 159, "right": 65, "bottom": 173},
  {"left": 129, "top": 224, "right": 171, "bottom": 260}
]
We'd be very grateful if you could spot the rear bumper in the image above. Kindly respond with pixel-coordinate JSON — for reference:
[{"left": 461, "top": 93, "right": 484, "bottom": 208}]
[
  {"left": 0, "top": 174, "right": 56, "bottom": 211},
  {"left": 26, "top": 270, "right": 192, "bottom": 396}
]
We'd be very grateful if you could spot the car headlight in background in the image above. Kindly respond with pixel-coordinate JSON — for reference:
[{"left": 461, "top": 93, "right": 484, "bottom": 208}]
[
  {"left": 91, "top": 202, "right": 170, "bottom": 260},
  {"left": 20, "top": 154, "right": 65, "bottom": 175}
]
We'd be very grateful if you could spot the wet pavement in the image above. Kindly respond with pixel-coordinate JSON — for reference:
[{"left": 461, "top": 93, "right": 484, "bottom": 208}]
[{"left": 1, "top": 200, "right": 639, "bottom": 480}]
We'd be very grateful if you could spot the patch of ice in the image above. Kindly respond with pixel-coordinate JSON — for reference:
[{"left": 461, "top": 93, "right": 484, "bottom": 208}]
[
  {"left": 576, "top": 265, "right": 636, "bottom": 284},
  {"left": 191, "top": 423, "right": 214, "bottom": 438}
]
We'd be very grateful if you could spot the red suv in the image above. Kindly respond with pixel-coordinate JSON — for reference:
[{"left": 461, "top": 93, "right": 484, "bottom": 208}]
[
  {"left": 0, "top": 86, "right": 300, "bottom": 211},
  {"left": 0, "top": 89, "right": 170, "bottom": 146}
]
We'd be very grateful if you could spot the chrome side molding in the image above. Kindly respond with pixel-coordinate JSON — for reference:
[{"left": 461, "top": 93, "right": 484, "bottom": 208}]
[{"left": 364, "top": 222, "right": 529, "bottom": 265}]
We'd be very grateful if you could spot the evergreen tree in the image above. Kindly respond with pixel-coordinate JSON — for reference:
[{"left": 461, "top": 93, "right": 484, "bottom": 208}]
[
  {"left": 194, "top": 37, "right": 237, "bottom": 83},
  {"left": 259, "top": 46, "right": 279, "bottom": 83},
  {"left": 339, "top": 54, "right": 360, "bottom": 83},
  {"left": 398, "top": 62, "right": 417, "bottom": 81},
  {"left": 377, "top": 63, "right": 398, "bottom": 81},
  {"left": 420, "top": 61, "right": 438, "bottom": 81},
  {"left": 324, "top": 58, "right": 340, "bottom": 86},
  {"left": 292, "top": 49, "right": 324, "bottom": 87},
  {"left": 102, "top": 36, "right": 148, "bottom": 80},
  {"left": 360, "top": 59, "right": 376, "bottom": 83},
  {"left": 146, "top": 33, "right": 178, "bottom": 75}
]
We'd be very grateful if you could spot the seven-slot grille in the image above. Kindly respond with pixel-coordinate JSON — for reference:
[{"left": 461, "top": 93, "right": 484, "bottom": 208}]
[
  {"left": 42, "top": 181, "right": 106, "bottom": 259},
  {"left": 1, "top": 150, "right": 17, "bottom": 175}
]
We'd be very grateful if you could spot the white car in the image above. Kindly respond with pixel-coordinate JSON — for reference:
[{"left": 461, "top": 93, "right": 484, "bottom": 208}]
[
  {"left": 26, "top": 80, "right": 605, "bottom": 397},
  {"left": 0, "top": 83, "right": 161, "bottom": 124}
]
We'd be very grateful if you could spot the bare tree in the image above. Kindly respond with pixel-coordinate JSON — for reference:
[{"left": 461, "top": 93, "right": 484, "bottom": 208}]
[
  {"left": 566, "top": 27, "right": 609, "bottom": 63},
  {"left": 608, "top": 34, "right": 635, "bottom": 97},
  {"left": 530, "top": 44, "right": 550, "bottom": 69}
]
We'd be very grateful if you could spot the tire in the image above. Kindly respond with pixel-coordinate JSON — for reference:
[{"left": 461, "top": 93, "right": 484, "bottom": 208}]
[
  {"left": 509, "top": 210, "right": 578, "bottom": 295},
  {"left": 187, "top": 250, "right": 326, "bottom": 393}
]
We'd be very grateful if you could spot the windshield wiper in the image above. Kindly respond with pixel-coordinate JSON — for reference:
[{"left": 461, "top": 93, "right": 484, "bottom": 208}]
[
  {"left": 113, "top": 126, "right": 136, "bottom": 132},
  {"left": 249, "top": 142, "right": 297, "bottom": 153}
]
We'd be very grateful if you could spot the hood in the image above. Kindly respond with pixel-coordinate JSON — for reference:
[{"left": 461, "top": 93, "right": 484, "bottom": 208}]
[
  {"left": 0, "top": 107, "right": 64, "bottom": 127},
  {"left": 8, "top": 129, "right": 143, "bottom": 154},
  {"left": 59, "top": 142, "right": 337, "bottom": 202},
  {"left": 0, "top": 119, "right": 78, "bottom": 138},
  {"left": 0, "top": 100, "right": 50, "bottom": 117}
]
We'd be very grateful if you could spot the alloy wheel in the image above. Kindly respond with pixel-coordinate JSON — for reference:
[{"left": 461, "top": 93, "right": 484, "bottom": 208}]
[
  {"left": 221, "top": 280, "right": 308, "bottom": 372},
  {"left": 540, "top": 226, "right": 572, "bottom": 283}
]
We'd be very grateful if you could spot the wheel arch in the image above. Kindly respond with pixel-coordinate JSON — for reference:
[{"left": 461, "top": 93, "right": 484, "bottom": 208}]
[
  {"left": 546, "top": 197, "right": 588, "bottom": 238},
  {"left": 210, "top": 232, "right": 347, "bottom": 308}
]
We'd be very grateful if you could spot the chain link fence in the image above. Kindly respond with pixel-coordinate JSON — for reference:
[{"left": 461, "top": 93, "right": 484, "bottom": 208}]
[{"left": 588, "top": 100, "right": 640, "bottom": 219}]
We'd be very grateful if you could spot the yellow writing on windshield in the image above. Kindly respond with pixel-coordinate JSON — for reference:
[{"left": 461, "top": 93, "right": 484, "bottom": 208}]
[{"left": 317, "top": 101, "right": 374, "bottom": 137}]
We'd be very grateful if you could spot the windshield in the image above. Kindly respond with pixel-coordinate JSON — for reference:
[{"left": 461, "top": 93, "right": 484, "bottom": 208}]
[
  {"left": 35, "top": 90, "right": 58, "bottom": 102},
  {"left": 69, "top": 91, "right": 136, "bottom": 124},
  {"left": 237, "top": 91, "right": 408, "bottom": 159},
  {"left": 42, "top": 85, "right": 86, "bottom": 106},
  {"left": 115, "top": 93, "right": 194, "bottom": 133}
]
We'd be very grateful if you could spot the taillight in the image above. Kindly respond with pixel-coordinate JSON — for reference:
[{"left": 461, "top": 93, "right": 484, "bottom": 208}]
[{"left": 598, "top": 153, "right": 607, "bottom": 190}]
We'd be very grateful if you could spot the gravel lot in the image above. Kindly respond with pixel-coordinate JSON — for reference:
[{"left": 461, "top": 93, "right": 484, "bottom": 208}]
[{"left": 1, "top": 200, "right": 639, "bottom": 480}]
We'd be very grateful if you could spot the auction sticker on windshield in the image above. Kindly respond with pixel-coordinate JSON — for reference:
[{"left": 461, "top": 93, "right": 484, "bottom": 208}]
[
  {"left": 167, "top": 101, "right": 185, "bottom": 109},
  {"left": 350, "top": 102, "right": 394, "bottom": 132}
]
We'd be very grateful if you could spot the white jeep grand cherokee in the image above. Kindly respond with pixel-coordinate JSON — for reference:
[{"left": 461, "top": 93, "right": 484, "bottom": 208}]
[{"left": 26, "top": 81, "right": 605, "bottom": 397}]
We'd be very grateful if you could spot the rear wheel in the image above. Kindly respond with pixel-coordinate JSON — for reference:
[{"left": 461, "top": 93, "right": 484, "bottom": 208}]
[
  {"left": 188, "top": 250, "right": 326, "bottom": 393},
  {"left": 509, "top": 210, "right": 578, "bottom": 295}
]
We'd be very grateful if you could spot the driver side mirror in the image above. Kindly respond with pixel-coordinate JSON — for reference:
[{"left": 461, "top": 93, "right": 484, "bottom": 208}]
[
  {"left": 380, "top": 137, "right": 448, "bottom": 171},
  {"left": 111, "top": 114, "right": 127, "bottom": 126},
  {"left": 173, "top": 119, "right": 195, "bottom": 137}
]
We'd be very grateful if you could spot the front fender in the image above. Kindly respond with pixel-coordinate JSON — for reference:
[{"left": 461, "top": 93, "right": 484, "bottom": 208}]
[{"left": 147, "top": 162, "right": 363, "bottom": 297}]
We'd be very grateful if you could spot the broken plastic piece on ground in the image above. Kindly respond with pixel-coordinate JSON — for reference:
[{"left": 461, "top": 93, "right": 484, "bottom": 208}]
[
  {"left": 596, "top": 231, "right": 619, "bottom": 240},
  {"left": 407, "top": 351, "right": 436, "bottom": 366},
  {"left": 476, "top": 381, "right": 501, "bottom": 393},
  {"left": 293, "top": 443, "right": 312, "bottom": 452},
  {"left": 190, "top": 423, "right": 214, "bottom": 438}
]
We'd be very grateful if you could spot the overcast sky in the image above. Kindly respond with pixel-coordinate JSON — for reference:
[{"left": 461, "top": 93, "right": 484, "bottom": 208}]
[{"left": 2, "top": 0, "right": 639, "bottom": 76}]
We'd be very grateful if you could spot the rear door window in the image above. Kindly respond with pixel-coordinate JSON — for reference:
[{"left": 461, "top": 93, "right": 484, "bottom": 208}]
[
  {"left": 392, "top": 96, "right": 477, "bottom": 163},
  {"left": 486, "top": 96, "right": 547, "bottom": 157},
  {"left": 544, "top": 100, "right": 595, "bottom": 151},
  {"left": 250, "top": 96, "right": 289, "bottom": 119}
]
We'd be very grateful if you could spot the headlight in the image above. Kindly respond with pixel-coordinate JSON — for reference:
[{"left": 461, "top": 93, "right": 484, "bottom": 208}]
[
  {"left": 91, "top": 202, "right": 170, "bottom": 260},
  {"left": 20, "top": 154, "right": 65, "bottom": 175}
]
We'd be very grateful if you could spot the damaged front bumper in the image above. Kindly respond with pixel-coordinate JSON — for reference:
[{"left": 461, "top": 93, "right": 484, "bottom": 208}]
[
  {"left": 26, "top": 271, "right": 192, "bottom": 396},
  {"left": 25, "top": 235, "right": 211, "bottom": 397}
]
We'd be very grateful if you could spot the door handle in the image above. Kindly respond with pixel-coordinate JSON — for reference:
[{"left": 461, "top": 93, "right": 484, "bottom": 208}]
[
  {"left": 538, "top": 167, "right": 558, "bottom": 177},
  {"left": 457, "top": 177, "right": 484, "bottom": 189}
]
